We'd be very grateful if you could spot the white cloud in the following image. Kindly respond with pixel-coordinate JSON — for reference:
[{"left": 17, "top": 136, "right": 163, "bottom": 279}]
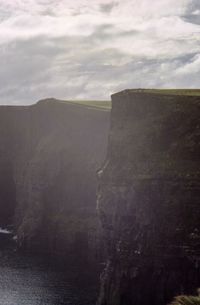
[
  {"left": 0, "top": 0, "right": 199, "bottom": 104},
  {"left": 175, "top": 53, "right": 200, "bottom": 74}
]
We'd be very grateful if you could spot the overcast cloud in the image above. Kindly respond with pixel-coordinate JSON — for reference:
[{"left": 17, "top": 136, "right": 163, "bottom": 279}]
[{"left": 0, "top": 0, "right": 200, "bottom": 104}]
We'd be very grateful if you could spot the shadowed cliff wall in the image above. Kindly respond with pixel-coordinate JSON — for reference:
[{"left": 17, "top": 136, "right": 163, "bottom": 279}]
[
  {"left": 0, "top": 99, "right": 109, "bottom": 260},
  {"left": 97, "top": 90, "right": 200, "bottom": 305},
  {"left": 0, "top": 106, "right": 29, "bottom": 226}
]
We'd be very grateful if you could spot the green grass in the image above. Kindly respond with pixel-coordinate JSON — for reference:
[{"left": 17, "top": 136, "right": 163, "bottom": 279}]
[
  {"left": 128, "top": 89, "right": 200, "bottom": 96},
  {"left": 60, "top": 99, "right": 111, "bottom": 110},
  {"left": 169, "top": 295, "right": 200, "bottom": 305}
]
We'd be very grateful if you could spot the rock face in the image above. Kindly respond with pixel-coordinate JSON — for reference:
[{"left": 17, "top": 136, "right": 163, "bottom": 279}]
[
  {"left": 97, "top": 90, "right": 200, "bottom": 305},
  {"left": 0, "top": 99, "right": 109, "bottom": 260}
]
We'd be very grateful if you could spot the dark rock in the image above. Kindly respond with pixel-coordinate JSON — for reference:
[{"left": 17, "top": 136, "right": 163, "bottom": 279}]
[
  {"left": 0, "top": 99, "right": 110, "bottom": 261},
  {"left": 97, "top": 90, "right": 200, "bottom": 305}
]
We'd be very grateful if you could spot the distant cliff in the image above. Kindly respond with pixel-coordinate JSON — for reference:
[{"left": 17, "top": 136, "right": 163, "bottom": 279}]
[
  {"left": 0, "top": 99, "right": 110, "bottom": 260},
  {"left": 97, "top": 90, "right": 200, "bottom": 305}
]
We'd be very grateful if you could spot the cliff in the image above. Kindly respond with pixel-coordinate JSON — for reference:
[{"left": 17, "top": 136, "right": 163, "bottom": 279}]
[
  {"left": 0, "top": 99, "right": 110, "bottom": 260},
  {"left": 97, "top": 90, "right": 200, "bottom": 305}
]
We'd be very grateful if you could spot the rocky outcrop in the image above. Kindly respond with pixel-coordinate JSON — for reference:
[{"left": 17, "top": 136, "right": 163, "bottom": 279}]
[
  {"left": 0, "top": 99, "right": 109, "bottom": 260},
  {"left": 97, "top": 90, "right": 200, "bottom": 305}
]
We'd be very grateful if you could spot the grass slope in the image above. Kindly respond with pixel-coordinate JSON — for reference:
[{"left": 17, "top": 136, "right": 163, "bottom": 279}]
[
  {"left": 169, "top": 295, "right": 200, "bottom": 305},
  {"left": 60, "top": 99, "right": 111, "bottom": 110}
]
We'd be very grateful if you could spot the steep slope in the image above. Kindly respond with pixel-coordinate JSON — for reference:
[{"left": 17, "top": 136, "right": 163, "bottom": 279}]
[
  {"left": 97, "top": 90, "right": 200, "bottom": 305},
  {"left": 0, "top": 99, "right": 110, "bottom": 260}
]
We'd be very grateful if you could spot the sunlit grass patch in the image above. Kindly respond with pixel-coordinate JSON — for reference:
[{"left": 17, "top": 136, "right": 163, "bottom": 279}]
[
  {"left": 61, "top": 99, "right": 111, "bottom": 110},
  {"left": 169, "top": 295, "right": 200, "bottom": 305}
]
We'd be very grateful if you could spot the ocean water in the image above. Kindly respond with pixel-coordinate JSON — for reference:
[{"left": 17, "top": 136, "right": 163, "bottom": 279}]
[{"left": 0, "top": 232, "right": 98, "bottom": 305}]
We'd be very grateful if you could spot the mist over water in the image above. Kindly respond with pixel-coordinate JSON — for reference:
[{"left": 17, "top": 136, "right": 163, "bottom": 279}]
[{"left": 0, "top": 232, "right": 98, "bottom": 305}]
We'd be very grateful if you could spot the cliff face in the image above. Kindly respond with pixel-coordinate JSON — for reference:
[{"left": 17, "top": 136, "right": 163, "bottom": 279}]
[
  {"left": 0, "top": 106, "right": 29, "bottom": 226},
  {"left": 0, "top": 99, "right": 109, "bottom": 259},
  {"left": 97, "top": 90, "right": 200, "bottom": 305}
]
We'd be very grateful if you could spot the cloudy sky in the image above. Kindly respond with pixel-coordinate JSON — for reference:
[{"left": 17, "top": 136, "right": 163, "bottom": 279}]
[{"left": 0, "top": 0, "right": 200, "bottom": 104}]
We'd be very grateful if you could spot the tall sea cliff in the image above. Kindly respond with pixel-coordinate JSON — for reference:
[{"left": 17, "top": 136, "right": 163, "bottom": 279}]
[
  {"left": 0, "top": 99, "right": 110, "bottom": 260},
  {"left": 97, "top": 90, "right": 200, "bottom": 305}
]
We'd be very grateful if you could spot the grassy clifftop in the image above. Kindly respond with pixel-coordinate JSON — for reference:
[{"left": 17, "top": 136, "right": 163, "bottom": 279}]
[
  {"left": 36, "top": 98, "right": 111, "bottom": 110},
  {"left": 58, "top": 99, "right": 111, "bottom": 110},
  {"left": 119, "top": 89, "right": 200, "bottom": 96}
]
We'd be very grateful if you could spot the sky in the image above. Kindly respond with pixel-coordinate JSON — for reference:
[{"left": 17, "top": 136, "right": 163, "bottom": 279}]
[{"left": 0, "top": 0, "right": 200, "bottom": 104}]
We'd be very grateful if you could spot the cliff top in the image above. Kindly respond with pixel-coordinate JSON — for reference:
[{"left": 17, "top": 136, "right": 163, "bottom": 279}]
[
  {"left": 37, "top": 98, "right": 111, "bottom": 111},
  {"left": 112, "top": 89, "right": 200, "bottom": 97}
]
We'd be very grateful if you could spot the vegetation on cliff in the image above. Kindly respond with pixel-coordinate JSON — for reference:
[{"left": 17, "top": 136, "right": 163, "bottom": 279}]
[
  {"left": 169, "top": 295, "right": 200, "bottom": 305},
  {"left": 61, "top": 99, "right": 111, "bottom": 110},
  {"left": 126, "top": 89, "right": 200, "bottom": 96}
]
